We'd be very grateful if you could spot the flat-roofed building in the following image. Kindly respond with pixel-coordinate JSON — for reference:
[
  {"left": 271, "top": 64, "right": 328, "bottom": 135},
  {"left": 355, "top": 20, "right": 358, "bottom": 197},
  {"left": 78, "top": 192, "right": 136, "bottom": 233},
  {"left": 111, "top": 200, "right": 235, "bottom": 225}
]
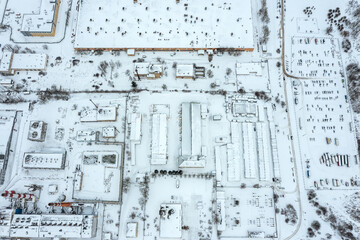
[
  {"left": 130, "top": 113, "right": 142, "bottom": 166},
  {"left": 74, "top": 0, "right": 254, "bottom": 51},
  {"left": 21, "top": 0, "right": 61, "bottom": 37},
  {"left": 176, "top": 64, "right": 194, "bottom": 79},
  {"left": 126, "top": 222, "right": 138, "bottom": 238},
  {"left": 0, "top": 51, "right": 13, "bottom": 74},
  {"left": 0, "top": 110, "right": 19, "bottom": 185},
  {"left": 11, "top": 54, "right": 48, "bottom": 71},
  {"left": 0, "top": 210, "right": 97, "bottom": 239},
  {"left": 179, "top": 102, "right": 205, "bottom": 168},
  {"left": 151, "top": 113, "right": 168, "bottom": 165},
  {"left": 0, "top": 52, "right": 48, "bottom": 74},
  {"left": 134, "top": 62, "right": 163, "bottom": 79},
  {"left": 23, "top": 151, "right": 66, "bottom": 169},
  {"left": 80, "top": 106, "right": 117, "bottom": 122}
]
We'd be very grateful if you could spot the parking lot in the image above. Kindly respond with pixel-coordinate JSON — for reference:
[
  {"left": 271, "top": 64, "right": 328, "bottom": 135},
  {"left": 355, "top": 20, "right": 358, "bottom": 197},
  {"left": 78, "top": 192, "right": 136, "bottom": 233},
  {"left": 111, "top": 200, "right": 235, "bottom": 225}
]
[
  {"left": 290, "top": 37, "right": 343, "bottom": 78},
  {"left": 293, "top": 78, "right": 359, "bottom": 189}
]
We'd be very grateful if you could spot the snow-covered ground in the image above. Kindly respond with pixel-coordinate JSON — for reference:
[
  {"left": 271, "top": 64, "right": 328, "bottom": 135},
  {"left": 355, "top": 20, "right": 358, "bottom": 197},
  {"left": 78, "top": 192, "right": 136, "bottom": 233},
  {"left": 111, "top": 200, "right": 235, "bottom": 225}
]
[{"left": 0, "top": 0, "right": 360, "bottom": 239}]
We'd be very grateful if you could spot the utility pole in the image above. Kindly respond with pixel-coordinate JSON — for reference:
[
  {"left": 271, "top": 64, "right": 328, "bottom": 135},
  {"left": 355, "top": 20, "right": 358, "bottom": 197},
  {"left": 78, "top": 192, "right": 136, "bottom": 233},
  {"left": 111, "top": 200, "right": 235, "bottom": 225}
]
[
  {"left": 89, "top": 99, "right": 98, "bottom": 109},
  {"left": 135, "top": 68, "right": 141, "bottom": 81}
]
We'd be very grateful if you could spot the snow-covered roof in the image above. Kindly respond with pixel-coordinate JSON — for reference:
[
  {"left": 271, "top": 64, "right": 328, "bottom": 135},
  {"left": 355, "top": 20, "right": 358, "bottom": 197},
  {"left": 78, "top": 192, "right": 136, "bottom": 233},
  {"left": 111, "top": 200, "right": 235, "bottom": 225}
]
[
  {"left": 235, "top": 62, "right": 263, "bottom": 76},
  {"left": 11, "top": 54, "right": 48, "bottom": 71},
  {"left": 0, "top": 51, "right": 13, "bottom": 73},
  {"left": 130, "top": 113, "right": 142, "bottom": 142},
  {"left": 23, "top": 151, "right": 66, "bottom": 169},
  {"left": 232, "top": 102, "right": 257, "bottom": 116},
  {"left": 130, "top": 113, "right": 142, "bottom": 166},
  {"left": 148, "top": 64, "right": 163, "bottom": 74},
  {"left": 0, "top": 111, "right": 16, "bottom": 156},
  {"left": 126, "top": 222, "right": 138, "bottom": 238},
  {"left": 134, "top": 62, "right": 150, "bottom": 76},
  {"left": 10, "top": 214, "right": 40, "bottom": 238},
  {"left": 102, "top": 126, "right": 116, "bottom": 138},
  {"left": 80, "top": 106, "right": 117, "bottom": 122},
  {"left": 0, "top": 209, "right": 12, "bottom": 237},
  {"left": 151, "top": 113, "right": 167, "bottom": 165},
  {"left": 134, "top": 62, "right": 163, "bottom": 78},
  {"left": 176, "top": 64, "right": 194, "bottom": 78},
  {"left": 181, "top": 102, "right": 201, "bottom": 156},
  {"left": 242, "top": 122, "right": 257, "bottom": 179},
  {"left": 159, "top": 203, "right": 182, "bottom": 239},
  {"left": 2, "top": 212, "right": 96, "bottom": 239},
  {"left": 76, "top": 130, "right": 98, "bottom": 142},
  {"left": 74, "top": 0, "right": 254, "bottom": 50},
  {"left": 20, "top": 0, "right": 60, "bottom": 34}
]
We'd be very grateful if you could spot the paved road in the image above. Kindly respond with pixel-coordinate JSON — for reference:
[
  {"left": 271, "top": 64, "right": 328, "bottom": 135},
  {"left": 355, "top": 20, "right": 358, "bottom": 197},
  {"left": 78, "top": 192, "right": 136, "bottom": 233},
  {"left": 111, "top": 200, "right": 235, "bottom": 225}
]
[{"left": 280, "top": 0, "right": 304, "bottom": 239}]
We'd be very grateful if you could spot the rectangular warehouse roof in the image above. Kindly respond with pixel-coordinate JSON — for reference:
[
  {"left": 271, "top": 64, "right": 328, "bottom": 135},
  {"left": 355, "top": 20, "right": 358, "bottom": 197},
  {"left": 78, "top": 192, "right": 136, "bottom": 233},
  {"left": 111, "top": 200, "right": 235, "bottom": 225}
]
[
  {"left": 151, "top": 113, "right": 168, "bottom": 165},
  {"left": 11, "top": 54, "right": 48, "bottom": 71},
  {"left": 23, "top": 151, "right": 66, "bottom": 169},
  {"left": 74, "top": 0, "right": 254, "bottom": 50}
]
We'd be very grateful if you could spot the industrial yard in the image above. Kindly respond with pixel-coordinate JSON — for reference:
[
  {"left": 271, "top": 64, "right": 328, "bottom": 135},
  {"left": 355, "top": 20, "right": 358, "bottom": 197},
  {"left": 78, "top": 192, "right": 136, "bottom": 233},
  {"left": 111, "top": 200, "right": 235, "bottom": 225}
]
[{"left": 0, "top": 0, "right": 360, "bottom": 240}]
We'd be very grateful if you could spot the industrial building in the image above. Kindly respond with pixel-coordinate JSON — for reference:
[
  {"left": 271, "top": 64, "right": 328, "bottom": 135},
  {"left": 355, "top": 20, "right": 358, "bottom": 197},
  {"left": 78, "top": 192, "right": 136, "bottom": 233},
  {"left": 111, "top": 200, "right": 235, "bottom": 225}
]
[
  {"left": 22, "top": 150, "right": 66, "bottom": 169},
  {"left": 130, "top": 113, "right": 142, "bottom": 166},
  {"left": 151, "top": 113, "right": 168, "bottom": 165},
  {"left": 20, "top": 0, "right": 61, "bottom": 37},
  {"left": 179, "top": 102, "right": 206, "bottom": 168},
  {"left": 27, "top": 121, "right": 47, "bottom": 142},
  {"left": 0, "top": 209, "right": 97, "bottom": 238},
  {"left": 0, "top": 52, "right": 48, "bottom": 75},
  {"left": 225, "top": 97, "right": 279, "bottom": 182},
  {"left": 0, "top": 110, "right": 20, "bottom": 185},
  {"left": 74, "top": 0, "right": 254, "bottom": 51}
]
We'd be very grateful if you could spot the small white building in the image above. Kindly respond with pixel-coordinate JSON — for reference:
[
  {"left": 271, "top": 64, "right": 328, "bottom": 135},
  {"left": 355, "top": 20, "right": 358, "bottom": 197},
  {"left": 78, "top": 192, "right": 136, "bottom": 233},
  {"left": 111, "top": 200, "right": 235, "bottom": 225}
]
[
  {"left": 159, "top": 204, "right": 182, "bottom": 239},
  {"left": 134, "top": 62, "right": 163, "bottom": 79},
  {"left": 80, "top": 106, "right": 117, "bottom": 122},
  {"left": 126, "top": 222, "right": 138, "bottom": 238},
  {"left": 176, "top": 64, "right": 194, "bottom": 79},
  {"left": 0, "top": 51, "right": 13, "bottom": 74},
  {"left": 102, "top": 126, "right": 116, "bottom": 138},
  {"left": 28, "top": 121, "right": 47, "bottom": 142},
  {"left": 76, "top": 130, "right": 99, "bottom": 142},
  {"left": 235, "top": 62, "right": 263, "bottom": 76}
]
